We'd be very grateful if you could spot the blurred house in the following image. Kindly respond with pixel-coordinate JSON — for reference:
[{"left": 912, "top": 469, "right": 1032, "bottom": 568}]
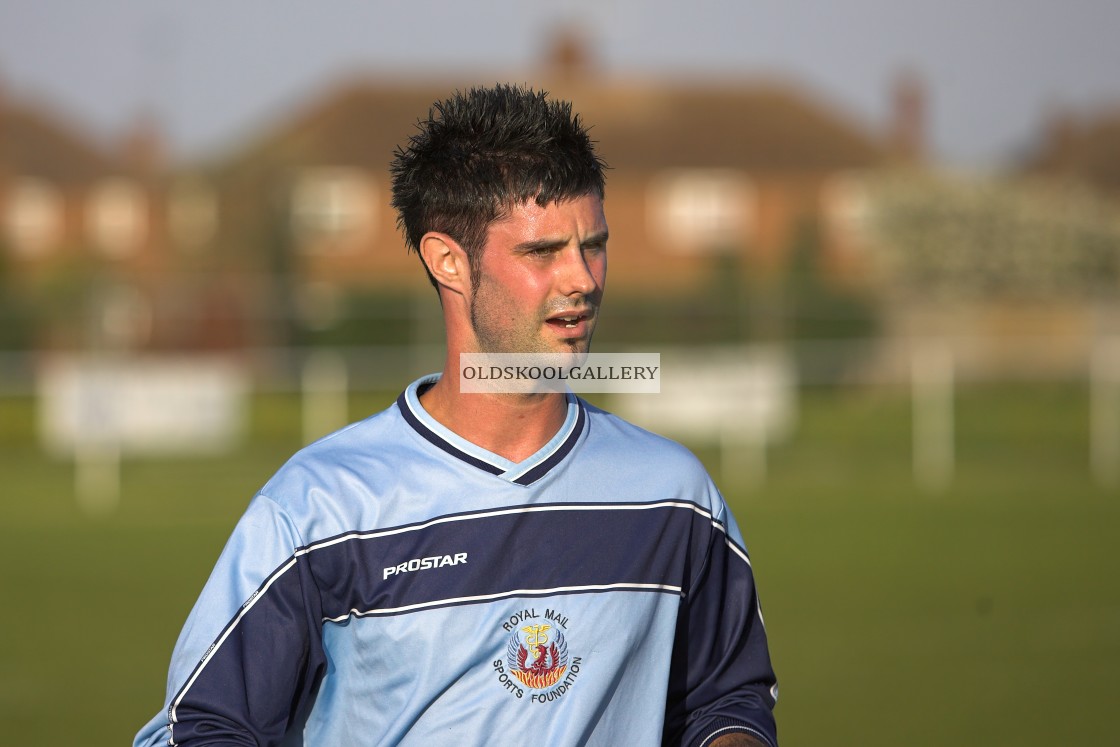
[
  {"left": 1, "top": 36, "right": 980, "bottom": 360},
  {"left": 0, "top": 79, "right": 246, "bottom": 352},
  {"left": 1020, "top": 106, "right": 1120, "bottom": 197},
  {"left": 201, "top": 34, "right": 891, "bottom": 320},
  {"left": 840, "top": 101, "right": 1120, "bottom": 379}
]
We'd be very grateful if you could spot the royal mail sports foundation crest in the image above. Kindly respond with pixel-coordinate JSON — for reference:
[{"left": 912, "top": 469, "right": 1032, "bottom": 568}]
[
  {"left": 506, "top": 623, "right": 569, "bottom": 688},
  {"left": 492, "top": 608, "right": 582, "bottom": 702}
]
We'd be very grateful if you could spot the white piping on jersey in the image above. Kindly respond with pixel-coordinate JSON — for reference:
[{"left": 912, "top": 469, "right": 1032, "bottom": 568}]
[
  {"left": 324, "top": 582, "right": 685, "bottom": 623},
  {"left": 699, "top": 724, "right": 775, "bottom": 747},
  {"left": 298, "top": 499, "right": 747, "bottom": 565},
  {"left": 170, "top": 556, "right": 299, "bottom": 726}
]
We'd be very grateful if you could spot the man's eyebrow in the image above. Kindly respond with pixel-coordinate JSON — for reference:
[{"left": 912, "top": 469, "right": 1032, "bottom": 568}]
[
  {"left": 514, "top": 237, "right": 567, "bottom": 253},
  {"left": 513, "top": 231, "right": 609, "bottom": 253},
  {"left": 582, "top": 230, "right": 609, "bottom": 247}
]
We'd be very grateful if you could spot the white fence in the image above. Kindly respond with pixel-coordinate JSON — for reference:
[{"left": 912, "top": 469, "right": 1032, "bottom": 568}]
[{"left": 5, "top": 336, "right": 1120, "bottom": 512}]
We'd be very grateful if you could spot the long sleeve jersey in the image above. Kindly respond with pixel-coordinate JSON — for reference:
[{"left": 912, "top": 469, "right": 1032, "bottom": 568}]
[{"left": 135, "top": 375, "right": 778, "bottom": 747}]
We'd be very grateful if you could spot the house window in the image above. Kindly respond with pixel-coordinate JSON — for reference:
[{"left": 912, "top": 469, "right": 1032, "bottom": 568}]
[
  {"left": 291, "top": 168, "right": 375, "bottom": 249},
  {"left": 169, "top": 180, "right": 218, "bottom": 251},
  {"left": 822, "top": 173, "right": 873, "bottom": 251},
  {"left": 87, "top": 179, "right": 147, "bottom": 258},
  {"left": 648, "top": 170, "right": 756, "bottom": 253},
  {"left": 3, "top": 179, "right": 63, "bottom": 257}
]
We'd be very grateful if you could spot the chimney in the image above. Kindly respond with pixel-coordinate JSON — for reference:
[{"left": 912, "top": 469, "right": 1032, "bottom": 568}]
[
  {"left": 1040, "top": 106, "right": 1078, "bottom": 175},
  {"left": 0, "top": 69, "right": 8, "bottom": 183},
  {"left": 889, "top": 70, "right": 926, "bottom": 164},
  {"left": 545, "top": 25, "right": 593, "bottom": 82},
  {"left": 121, "top": 110, "right": 165, "bottom": 178}
]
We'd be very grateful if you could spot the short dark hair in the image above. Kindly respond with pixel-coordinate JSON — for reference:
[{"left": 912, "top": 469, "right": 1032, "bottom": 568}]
[{"left": 390, "top": 84, "right": 607, "bottom": 287}]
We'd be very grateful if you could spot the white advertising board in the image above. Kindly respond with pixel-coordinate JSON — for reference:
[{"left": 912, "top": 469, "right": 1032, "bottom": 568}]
[
  {"left": 612, "top": 346, "right": 796, "bottom": 444},
  {"left": 38, "top": 355, "right": 248, "bottom": 456}
]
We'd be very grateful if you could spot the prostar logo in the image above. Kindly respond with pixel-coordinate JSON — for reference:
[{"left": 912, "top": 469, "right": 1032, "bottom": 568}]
[{"left": 382, "top": 552, "right": 468, "bottom": 580}]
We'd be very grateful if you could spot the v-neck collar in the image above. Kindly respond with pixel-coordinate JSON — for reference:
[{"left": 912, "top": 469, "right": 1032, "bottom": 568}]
[{"left": 396, "top": 374, "right": 586, "bottom": 486}]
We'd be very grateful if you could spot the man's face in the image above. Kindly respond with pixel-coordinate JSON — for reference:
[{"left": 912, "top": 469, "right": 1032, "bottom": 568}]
[{"left": 468, "top": 194, "right": 607, "bottom": 355}]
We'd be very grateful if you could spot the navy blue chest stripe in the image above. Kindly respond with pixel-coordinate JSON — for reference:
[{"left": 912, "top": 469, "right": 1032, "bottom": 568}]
[
  {"left": 169, "top": 501, "right": 736, "bottom": 722},
  {"left": 306, "top": 503, "right": 714, "bottom": 623},
  {"left": 300, "top": 498, "right": 724, "bottom": 555}
]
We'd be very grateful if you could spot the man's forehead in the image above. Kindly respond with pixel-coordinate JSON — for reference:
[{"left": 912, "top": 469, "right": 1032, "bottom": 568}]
[{"left": 488, "top": 194, "right": 607, "bottom": 238}]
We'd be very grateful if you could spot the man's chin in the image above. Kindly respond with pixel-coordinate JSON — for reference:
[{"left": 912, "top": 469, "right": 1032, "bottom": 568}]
[
  {"left": 547, "top": 326, "right": 596, "bottom": 354},
  {"left": 471, "top": 328, "right": 595, "bottom": 355},
  {"left": 551, "top": 336, "right": 593, "bottom": 355}
]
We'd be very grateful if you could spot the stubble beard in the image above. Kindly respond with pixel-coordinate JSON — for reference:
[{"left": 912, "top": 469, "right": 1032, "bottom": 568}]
[{"left": 468, "top": 286, "right": 598, "bottom": 356}]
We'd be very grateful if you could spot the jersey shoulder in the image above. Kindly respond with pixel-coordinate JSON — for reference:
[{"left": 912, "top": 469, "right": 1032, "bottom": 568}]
[
  {"left": 253, "top": 402, "right": 415, "bottom": 529},
  {"left": 580, "top": 400, "right": 721, "bottom": 511}
]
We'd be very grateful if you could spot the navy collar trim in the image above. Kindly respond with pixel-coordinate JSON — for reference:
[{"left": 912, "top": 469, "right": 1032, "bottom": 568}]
[{"left": 396, "top": 374, "right": 586, "bottom": 486}]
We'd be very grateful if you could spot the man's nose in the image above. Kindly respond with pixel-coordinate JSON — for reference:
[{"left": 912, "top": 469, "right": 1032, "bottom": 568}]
[{"left": 558, "top": 247, "right": 601, "bottom": 296}]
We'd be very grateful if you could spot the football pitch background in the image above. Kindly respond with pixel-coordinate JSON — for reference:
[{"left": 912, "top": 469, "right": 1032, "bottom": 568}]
[{"left": 1, "top": 384, "right": 1116, "bottom": 746}]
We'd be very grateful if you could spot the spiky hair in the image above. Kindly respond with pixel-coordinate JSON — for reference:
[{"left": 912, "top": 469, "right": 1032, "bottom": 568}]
[{"left": 390, "top": 84, "right": 607, "bottom": 287}]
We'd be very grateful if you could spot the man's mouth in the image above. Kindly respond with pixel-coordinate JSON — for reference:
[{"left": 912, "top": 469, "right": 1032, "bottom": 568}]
[
  {"left": 546, "top": 312, "right": 593, "bottom": 330},
  {"left": 553, "top": 315, "right": 583, "bottom": 329}
]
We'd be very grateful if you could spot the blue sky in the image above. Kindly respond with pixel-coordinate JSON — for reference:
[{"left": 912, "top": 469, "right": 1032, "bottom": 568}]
[{"left": 2, "top": 0, "right": 1118, "bottom": 166}]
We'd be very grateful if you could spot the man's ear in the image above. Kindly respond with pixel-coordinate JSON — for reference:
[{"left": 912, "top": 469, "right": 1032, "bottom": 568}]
[{"left": 419, "top": 232, "right": 471, "bottom": 295}]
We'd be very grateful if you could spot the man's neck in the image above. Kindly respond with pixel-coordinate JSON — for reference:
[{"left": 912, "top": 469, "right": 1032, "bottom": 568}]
[{"left": 417, "top": 373, "right": 569, "bottom": 463}]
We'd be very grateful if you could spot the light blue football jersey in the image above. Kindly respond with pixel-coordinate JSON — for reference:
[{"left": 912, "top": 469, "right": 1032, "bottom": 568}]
[{"left": 135, "top": 375, "right": 778, "bottom": 747}]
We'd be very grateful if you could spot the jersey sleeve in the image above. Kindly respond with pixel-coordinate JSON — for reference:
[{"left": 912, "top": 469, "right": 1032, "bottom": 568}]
[
  {"left": 134, "top": 494, "right": 327, "bottom": 747},
  {"left": 662, "top": 487, "right": 779, "bottom": 747}
]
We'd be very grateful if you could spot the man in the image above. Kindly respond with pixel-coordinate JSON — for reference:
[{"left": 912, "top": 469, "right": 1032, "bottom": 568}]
[{"left": 136, "top": 84, "right": 777, "bottom": 747}]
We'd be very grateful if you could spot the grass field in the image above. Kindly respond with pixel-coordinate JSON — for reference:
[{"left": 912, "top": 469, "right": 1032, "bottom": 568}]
[{"left": 1, "top": 383, "right": 1116, "bottom": 746}]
